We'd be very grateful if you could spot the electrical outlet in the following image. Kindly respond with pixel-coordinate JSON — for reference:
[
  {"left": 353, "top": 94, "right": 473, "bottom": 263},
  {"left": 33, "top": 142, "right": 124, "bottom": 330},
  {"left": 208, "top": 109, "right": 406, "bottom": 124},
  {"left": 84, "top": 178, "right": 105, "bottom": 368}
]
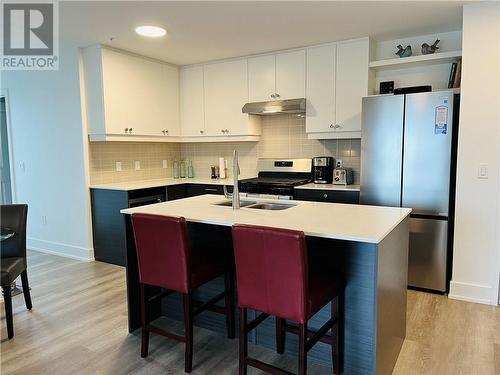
[
  {"left": 115, "top": 162, "right": 122, "bottom": 172},
  {"left": 135, "top": 161, "right": 141, "bottom": 170},
  {"left": 162, "top": 160, "right": 168, "bottom": 169},
  {"left": 478, "top": 163, "right": 489, "bottom": 179},
  {"left": 336, "top": 159, "right": 343, "bottom": 168},
  {"left": 41, "top": 215, "right": 47, "bottom": 225}
]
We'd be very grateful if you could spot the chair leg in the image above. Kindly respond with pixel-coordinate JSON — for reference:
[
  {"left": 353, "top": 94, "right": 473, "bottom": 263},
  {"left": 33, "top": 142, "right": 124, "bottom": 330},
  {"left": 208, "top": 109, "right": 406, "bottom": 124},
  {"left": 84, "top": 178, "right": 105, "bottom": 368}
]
[
  {"left": 183, "top": 293, "right": 194, "bottom": 373},
  {"left": 239, "top": 307, "right": 248, "bottom": 375},
  {"left": 331, "top": 297, "right": 340, "bottom": 374},
  {"left": 337, "top": 292, "right": 344, "bottom": 374},
  {"left": 276, "top": 317, "right": 285, "bottom": 354},
  {"left": 224, "top": 272, "right": 235, "bottom": 339},
  {"left": 20, "top": 271, "right": 32, "bottom": 310},
  {"left": 2, "top": 286, "right": 14, "bottom": 339},
  {"left": 140, "top": 284, "right": 149, "bottom": 358},
  {"left": 298, "top": 322, "right": 308, "bottom": 375}
]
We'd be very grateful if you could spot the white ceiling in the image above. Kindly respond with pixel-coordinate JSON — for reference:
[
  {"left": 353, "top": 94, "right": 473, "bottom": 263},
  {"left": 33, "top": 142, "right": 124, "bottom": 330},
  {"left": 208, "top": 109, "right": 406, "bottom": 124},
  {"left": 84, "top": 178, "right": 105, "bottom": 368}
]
[{"left": 61, "top": 1, "right": 465, "bottom": 65}]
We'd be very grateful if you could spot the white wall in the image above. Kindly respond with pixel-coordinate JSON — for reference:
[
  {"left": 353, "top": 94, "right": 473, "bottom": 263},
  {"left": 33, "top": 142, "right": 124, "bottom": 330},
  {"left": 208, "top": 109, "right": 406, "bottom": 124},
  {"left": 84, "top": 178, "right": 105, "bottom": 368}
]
[
  {"left": 0, "top": 43, "right": 93, "bottom": 260},
  {"left": 449, "top": 2, "right": 500, "bottom": 305}
]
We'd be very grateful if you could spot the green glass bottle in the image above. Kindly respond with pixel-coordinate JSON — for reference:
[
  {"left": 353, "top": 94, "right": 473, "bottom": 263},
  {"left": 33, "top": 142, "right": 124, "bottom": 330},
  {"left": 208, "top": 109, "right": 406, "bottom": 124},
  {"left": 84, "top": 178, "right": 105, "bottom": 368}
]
[
  {"left": 187, "top": 160, "right": 194, "bottom": 178},
  {"left": 180, "top": 160, "right": 186, "bottom": 178},
  {"left": 173, "top": 160, "right": 179, "bottom": 179}
]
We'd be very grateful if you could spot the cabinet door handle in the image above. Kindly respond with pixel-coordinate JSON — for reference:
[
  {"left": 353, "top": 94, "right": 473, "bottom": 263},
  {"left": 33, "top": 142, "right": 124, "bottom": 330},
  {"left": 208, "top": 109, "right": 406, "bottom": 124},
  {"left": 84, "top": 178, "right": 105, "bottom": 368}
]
[
  {"left": 275, "top": 93, "right": 280, "bottom": 98},
  {"left": 129, "top": 128, "right": 133, "bottom": 134},
  {"left": 162, "top": 130, "right": 165, "bottom": 135},
  {"left": 200, "top": 130, "right": 204, "bottom": 134},
  {"left": 124, "top": 128, "right": 129, "bottom": 133},
  {"left": 329, "top": 124, "right": 334, "bottom": 128},
  {"left": 204, "top": 188, "right": 219, "bottom": 192},
  {"left": 271, "top": 94, "right": 276, "bottom": 99},
  {"left": 225, "top": 129, "right": 229, "bottom": 134},
  {"left": 334, "top": 124, "right": 341, "bottom": 129},
  {"left": 165, "top": 129, "right": 169, "bottom": 135},
  {"left": 323, "top": 194, "right": 328, "bottom": 198}
]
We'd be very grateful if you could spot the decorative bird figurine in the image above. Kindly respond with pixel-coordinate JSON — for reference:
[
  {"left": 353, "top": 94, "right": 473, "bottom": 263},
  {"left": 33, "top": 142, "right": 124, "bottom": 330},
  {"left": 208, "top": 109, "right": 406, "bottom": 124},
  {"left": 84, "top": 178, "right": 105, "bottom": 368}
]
[
  {"left": 421, "top": 39, "right": 440, "bottom": 54},
  {"left": 396, "top": 45, "right": 412, "bottom": 58}
]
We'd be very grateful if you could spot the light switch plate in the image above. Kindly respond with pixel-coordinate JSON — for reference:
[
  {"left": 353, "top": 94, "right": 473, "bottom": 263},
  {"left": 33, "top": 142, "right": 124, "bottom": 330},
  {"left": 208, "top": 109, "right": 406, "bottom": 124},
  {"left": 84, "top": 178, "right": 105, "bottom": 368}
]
[
  {"left": 336, "top": 159, "right": 343, "bottom": 168},
  {"left": 162, "top": 160, "right": 168, "bottom": 169},
  {"left": 135, "top": 161, "right": 141, "bottom": 170},
  {"left": 115, "top": 162, "right": 122, "bottom": 172},
  {"left": 478, "top": 163, "right": 489, "bottom": 179}
]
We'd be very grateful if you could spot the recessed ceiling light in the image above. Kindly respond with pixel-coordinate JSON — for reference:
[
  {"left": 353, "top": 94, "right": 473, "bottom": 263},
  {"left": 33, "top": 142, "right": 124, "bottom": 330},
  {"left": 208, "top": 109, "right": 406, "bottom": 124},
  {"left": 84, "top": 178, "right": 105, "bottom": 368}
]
[{"left": 135, "top": 25, "right": 167, "bottom": 38}]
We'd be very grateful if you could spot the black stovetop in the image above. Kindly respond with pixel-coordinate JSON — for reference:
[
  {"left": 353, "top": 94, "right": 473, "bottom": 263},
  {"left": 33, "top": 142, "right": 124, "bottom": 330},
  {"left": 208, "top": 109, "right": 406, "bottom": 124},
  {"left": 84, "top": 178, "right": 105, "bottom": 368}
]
[{"left": 239, "top": 172, "right": 312, "bottom": 195}]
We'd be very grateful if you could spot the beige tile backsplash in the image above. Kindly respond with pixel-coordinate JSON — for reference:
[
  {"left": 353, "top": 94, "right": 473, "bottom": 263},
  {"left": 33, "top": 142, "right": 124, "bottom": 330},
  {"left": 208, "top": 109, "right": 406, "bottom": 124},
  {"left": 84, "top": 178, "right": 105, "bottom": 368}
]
[
  {"left": 89, "top": 142, "right": 180, "bottom": 184},
  {"left": 88, "top": 114, "right": 361, "bottom": 185}
]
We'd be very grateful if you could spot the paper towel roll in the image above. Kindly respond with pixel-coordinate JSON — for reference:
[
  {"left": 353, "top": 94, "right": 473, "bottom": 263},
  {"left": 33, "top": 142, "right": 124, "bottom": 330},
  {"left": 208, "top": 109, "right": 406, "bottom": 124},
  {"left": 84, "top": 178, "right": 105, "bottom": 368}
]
[{"left": 219, "top": 157, "right": 226, "bottom": 179}]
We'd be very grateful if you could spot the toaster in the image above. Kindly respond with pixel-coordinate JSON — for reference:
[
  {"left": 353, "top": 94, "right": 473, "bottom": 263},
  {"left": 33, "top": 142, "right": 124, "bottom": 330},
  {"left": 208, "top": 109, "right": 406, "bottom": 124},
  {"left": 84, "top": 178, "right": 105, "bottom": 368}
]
[{"left": 333, "top": 168, "right": 353, "bottom": 185}]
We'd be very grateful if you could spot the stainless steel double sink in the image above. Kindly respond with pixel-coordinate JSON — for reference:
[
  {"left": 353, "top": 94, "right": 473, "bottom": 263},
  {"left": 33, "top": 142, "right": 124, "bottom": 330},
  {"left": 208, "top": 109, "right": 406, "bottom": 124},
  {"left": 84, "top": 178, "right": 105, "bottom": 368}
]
[{"left": 213, "top": 200, "right": 296, "bottom": 211}]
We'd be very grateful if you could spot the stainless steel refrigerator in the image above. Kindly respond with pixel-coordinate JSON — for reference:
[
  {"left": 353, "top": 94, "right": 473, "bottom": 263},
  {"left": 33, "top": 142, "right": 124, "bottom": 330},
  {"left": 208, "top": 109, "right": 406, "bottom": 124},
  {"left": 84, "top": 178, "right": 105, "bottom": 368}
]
[{"left": 360, "top": 90, "right": 459, "bottom": 293}]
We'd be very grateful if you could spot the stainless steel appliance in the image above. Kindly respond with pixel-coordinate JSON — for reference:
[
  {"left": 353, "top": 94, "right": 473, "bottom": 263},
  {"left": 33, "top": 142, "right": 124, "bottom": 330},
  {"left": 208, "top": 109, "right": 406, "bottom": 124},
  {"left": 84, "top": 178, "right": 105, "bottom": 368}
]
[
  {"left": 360, "top": 90, "right": 459, "bottom": 293},
  {"left": 313, "top": 157, "right": 334, "bottom": 184},
  {"left": 239, "top": 158, "right": 312, "bottom": 200},
  {"left": 333, "top": 168, "right": 353, "bottom": 185},
  {"left": 242, "top": 98, "right": 306, "bottom": 115}
]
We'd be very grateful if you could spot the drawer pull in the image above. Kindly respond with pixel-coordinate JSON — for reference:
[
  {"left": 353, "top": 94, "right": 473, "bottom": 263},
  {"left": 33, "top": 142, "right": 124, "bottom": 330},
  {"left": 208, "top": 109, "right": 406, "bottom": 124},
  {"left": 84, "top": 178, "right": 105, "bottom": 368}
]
[
  {"left": 204, "top": 188, "right": 219, "bottom": 192},
  {"left": 323, "top": 194, "right": 328, "bottom": 198}
]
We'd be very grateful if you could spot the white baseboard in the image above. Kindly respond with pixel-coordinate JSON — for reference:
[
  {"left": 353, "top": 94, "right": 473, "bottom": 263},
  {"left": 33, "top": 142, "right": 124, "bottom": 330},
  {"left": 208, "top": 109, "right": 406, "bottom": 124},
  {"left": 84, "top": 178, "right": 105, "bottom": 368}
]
[
  {"left": 28, "top": 237, "right": 94, "bottom": 262},
  {"left": 448, "top": 280, "right": 494, "bottom": 305}
]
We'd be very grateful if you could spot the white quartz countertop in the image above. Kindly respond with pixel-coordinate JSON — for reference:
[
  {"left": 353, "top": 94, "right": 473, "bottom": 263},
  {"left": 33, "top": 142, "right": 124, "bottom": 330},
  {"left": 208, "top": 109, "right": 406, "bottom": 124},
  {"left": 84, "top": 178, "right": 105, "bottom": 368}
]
[
  {"left": 295, "top": 183, "right": 360, "bottom": 192},
  {"left": 89, "top": 177, "right": 252, "bottom": 191},
  {"left": 90, "top": 178, "right": 360, "bottom": 192},
  {"left": 121, "top": 194, "right": 411, "bottom": 244}
]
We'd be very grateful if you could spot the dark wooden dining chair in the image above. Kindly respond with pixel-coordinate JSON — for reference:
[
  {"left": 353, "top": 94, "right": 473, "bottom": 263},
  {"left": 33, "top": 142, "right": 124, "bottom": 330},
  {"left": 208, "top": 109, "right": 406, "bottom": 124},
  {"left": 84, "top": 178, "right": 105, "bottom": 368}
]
[
  {"left": 232, "top": 224, "right": 344, "bottom": 375},
  {"left": 131, "top": 213, "right": 235, "bottom": 373},
  {"left": 1, "top": 204, "right": 32, "bottom": 339}
]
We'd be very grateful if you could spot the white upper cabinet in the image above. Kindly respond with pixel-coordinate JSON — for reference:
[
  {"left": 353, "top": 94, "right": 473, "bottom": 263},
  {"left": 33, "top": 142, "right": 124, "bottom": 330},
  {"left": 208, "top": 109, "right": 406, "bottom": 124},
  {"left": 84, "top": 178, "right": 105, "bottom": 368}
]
[
  {"left": 305, "top": 38, "right": 369, "bottom": 139},
  {"left": 180, "top": 66, "right": 205, "bottom": 137},
  {"left": 335, "top": 39, "right": 369, "bottom": 133},
  {"left": 204, "top": 59, "right": 258, "bottom": 137},
  {"left": 248, "top": 55, "right": 276, "bottom": 102},
  {"left": 83, "top": 46, "right": 180, "bottom": 140},
  {"left": 275, "top": 50, "right": 306, "bottom": 100},
  {"left": 306, "top": 44, "right": 336, "bottom": 133},
  {"left": 248, "top": 49, "right": 306, "bottom": 102}
]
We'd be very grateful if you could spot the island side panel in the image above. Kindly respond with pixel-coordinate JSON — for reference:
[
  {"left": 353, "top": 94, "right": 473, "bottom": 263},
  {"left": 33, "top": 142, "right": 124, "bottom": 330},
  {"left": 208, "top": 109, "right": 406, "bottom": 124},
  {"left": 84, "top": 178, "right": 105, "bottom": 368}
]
[{"left": 375, "top": 217, "right": 409, "bottom": 375}]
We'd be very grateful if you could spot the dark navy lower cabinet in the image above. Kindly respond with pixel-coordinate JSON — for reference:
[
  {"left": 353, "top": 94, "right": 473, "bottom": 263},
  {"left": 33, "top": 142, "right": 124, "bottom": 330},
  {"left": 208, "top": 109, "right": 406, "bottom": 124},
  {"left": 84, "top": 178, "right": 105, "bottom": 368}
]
[
  {"left": 91, "top": 184, "right": 227, "bottom": 267},
  {"left": 91, "top": 187, "right": 167, "bottom": 266},
  {"left": 185, "top": 184, "right": 224, "bottom": 197},
  {"left": 294, "top": 189, "right": 359, "bottom": 204}
]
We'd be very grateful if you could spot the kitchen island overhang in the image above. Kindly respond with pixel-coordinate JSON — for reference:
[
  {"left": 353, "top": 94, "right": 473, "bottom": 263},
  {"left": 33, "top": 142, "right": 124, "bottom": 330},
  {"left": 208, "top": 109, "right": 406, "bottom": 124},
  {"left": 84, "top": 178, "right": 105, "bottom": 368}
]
[{"left": 121, "top": 195, "right": 411, "bottom": 375}]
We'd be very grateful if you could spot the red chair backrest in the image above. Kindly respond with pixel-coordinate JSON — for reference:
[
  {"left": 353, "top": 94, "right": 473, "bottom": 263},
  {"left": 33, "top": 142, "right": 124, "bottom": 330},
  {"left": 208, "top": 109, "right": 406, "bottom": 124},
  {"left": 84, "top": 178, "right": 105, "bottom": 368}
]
[
  {"left": 232, "top": 224, "right": 308, "bottom": 322},
  {"left": 131, "top": 214, "right": 191, "bottom": 293}
]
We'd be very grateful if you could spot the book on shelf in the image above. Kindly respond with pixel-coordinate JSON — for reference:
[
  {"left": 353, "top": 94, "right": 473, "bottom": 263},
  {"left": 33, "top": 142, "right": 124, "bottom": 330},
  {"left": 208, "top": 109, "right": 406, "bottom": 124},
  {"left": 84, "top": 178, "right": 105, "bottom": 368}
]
[
  {"left": 448, "top": 62, "right": 457, "bottom": 88},
  {"left": 453, "top": 59, "right": 462, "bottom": 88}
]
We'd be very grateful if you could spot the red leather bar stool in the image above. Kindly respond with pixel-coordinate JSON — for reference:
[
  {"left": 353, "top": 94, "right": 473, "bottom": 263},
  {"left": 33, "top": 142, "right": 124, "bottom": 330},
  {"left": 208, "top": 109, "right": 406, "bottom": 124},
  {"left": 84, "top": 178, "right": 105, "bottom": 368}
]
[
  {"left": 131, "top": 213, "right": 235, "bottom": 373},
  {"left": 232, "top": 224, "right": 343, "bottom": 375}
]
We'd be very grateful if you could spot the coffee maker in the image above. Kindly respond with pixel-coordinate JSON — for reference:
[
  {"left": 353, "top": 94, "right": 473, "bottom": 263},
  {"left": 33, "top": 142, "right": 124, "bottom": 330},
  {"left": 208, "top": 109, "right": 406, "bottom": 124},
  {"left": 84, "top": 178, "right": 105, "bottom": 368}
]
[{"left": 313, "top": 157, "right": 334, "bottom": 184}]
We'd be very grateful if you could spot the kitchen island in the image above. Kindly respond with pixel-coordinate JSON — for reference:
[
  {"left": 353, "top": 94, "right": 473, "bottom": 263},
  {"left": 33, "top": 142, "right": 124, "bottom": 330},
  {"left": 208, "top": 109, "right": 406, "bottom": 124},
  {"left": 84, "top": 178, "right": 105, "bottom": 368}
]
[{"left": 121, "top": 195, "right": 411, "bottom": 374}]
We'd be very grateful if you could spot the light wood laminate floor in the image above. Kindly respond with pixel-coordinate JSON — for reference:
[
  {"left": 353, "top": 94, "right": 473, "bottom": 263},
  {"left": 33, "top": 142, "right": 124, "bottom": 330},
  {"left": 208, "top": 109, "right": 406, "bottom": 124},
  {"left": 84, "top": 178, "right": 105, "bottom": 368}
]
[{"left": 1, "top": 251, "right": 499, "bottom": 374}]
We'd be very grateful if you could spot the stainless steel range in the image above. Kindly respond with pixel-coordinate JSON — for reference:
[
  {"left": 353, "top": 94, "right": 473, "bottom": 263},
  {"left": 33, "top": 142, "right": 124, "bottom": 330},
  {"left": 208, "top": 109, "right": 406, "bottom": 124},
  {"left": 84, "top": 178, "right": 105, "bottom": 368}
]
[{"left": 239, "top": 158, "right": 312, "bottom": 200}]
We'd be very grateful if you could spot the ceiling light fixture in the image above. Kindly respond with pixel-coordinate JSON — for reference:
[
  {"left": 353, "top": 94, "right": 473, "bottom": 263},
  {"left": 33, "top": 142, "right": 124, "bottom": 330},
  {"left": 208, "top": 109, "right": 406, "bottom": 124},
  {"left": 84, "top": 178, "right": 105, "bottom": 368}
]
[{"left": 135, "top": 25, "right": 167, "bottom": 38}]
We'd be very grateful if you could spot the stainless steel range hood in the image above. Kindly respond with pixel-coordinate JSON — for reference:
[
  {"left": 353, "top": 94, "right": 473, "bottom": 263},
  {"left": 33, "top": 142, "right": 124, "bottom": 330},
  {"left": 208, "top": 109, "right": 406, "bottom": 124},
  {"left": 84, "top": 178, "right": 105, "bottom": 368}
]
[{"left": 242, "top": 98, "right": 306, "bottom": 115}]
